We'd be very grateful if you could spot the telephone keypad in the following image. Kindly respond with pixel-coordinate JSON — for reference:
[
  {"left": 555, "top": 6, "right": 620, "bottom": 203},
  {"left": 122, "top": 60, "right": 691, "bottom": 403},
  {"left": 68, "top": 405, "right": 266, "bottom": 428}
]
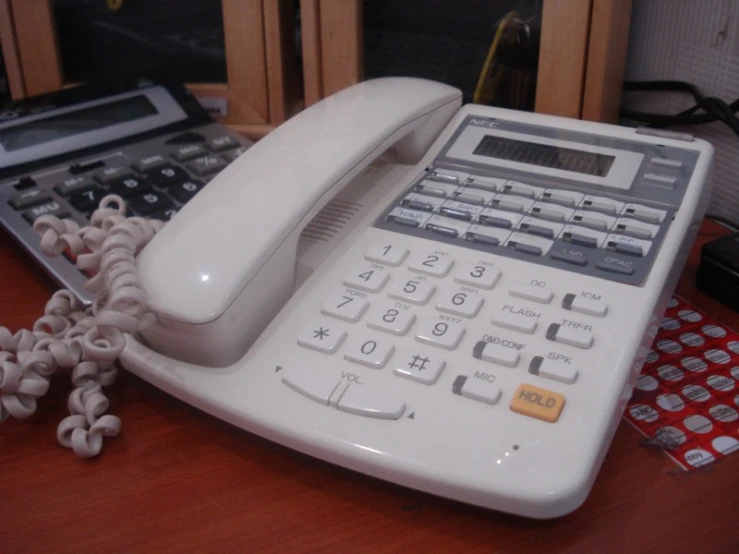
[
  {"left": 321, "top": 292, "right": 369, "bottom": 322},
  {"left": 343, "top": 336, "right": 395, "bottom": 368},
  {"left": 297, "top": 322, "right": 347, "bottom": 353},
  {"left": 435, "top": 287, "right": 484, "bottom": 318},
  {"left": 415, "top": 319, "right": 466, "bottom": 350},
  {"left": 343, "top": 265, "right": 390, "bottom": 292},
  {"left": 366, "top": 301, "right": 416, "bottom": 336}
]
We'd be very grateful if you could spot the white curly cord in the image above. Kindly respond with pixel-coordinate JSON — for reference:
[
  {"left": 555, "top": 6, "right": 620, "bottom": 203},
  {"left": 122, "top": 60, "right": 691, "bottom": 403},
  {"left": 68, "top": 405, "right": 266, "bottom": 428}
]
[{"left": 0, "top": 195, "right": 164, "bottom": 457}]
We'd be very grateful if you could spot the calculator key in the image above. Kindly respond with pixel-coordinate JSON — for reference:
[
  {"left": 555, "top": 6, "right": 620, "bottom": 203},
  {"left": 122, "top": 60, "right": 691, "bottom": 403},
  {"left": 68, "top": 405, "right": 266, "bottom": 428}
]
[
  {"left": 472, "top": 340, "right": 520, "bottom": 367},
  {"left": 321, "top": 292, "right": 369, "bottom": 322},
  {"left": 22, "top": 201, "right": 69, "bottom": 224},
  {"left": 415, "top": 320, "right": 465, "bottom": 350},
  {"left": 491, "top": 311, "right": 537, "bottom": 334},
  {"left": 366, "top": 302, "right": 416, "bottom": 335},
  {"left": 54, "top": 176, "right": 94, "bottom": 197},
  {"left": 436, "top": 288, "right": 484, "bottom": 318},
  {"left": 145, "top": 165, "right": 189, "bottom": 188},
  {"left": 510, "top": 384, "right": 566, "bottom": 423},
  {"left": 509, "top": 283, "right": 553, "bottom": 304},
  {"left": 170, "top": 144, "right": 208, "bottom": 163},
  {"left": 109, "top": 176, "right": 154, "bottom": 198},
  {"left": 220, "top": 146, "right": 250, "bottom": 164},
  {"left": 150, "top": 207, "right": 179, "bottom": 222},
  {"left": 167, "top": 179, "right": 205, "bottom": 203},
  {"left": 387, "top": 278, "right": 435, "bottom": 305},
  {"left": 206, "top": 135, "right": 240, "bottom": 152},
  {"left": 94, "top": 166, "right": 134, "bottom": 186},
  {"left": 408, "top": 251, "right": 454, "bottom": 277},
  {"left": 546, "top": 323, "right": 594, "bottom": 349},
  {"left": 282, "top": 367, "right": 340, "bottom": 405},
  {"left": 165, "top": 131, "right": 206, "bottom": 145},
  {"left": 454, "top": 262, "right": 500, "bottom": 289},
  {"left": 297, "top": 322, "right": 347, "bottom": 353},
  {"left": 529, "top": 356, "right": 578, "bottom": 385},
  {"left": 562, "top": 293, "right": 607, "bottom": 317},
  {"left": 127, "top": 192, "right": 176, "bottom": 216},
  {"left": 13, "top": 176, "right": 36, "bottom": 190},
  {"left": 69, "top": 186, "right": 106, "bottom": 212},
  {"left": 343, "top": 265, "right": 389, "bottom": 292},
  {"left": 343, "top": 336, "right": 394, "bottom": 368},
  {"left": 364, "top": 243, "right": 409, "bottom": 266},
  {"left": 8, "top": 188, "right": 50, "bottom": 210},
  {"left": 186, "top": 155, "right": 228, "bottom": 177},
  {"left": 452, "top": 374, "right": 502, "bottom": 405},
  {"left": 394, "top": 350, "right": 445, "bottom": 385},
  {"left": 131, "top": 154, "right": 168, "bottom": 173},
  {"left": 336, "top": 385, "right": 406, "bottom": 419}
]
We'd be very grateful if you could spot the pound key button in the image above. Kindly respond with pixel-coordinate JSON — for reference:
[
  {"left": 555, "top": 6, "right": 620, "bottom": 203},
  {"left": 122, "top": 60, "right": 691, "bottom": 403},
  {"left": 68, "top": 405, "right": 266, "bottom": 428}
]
[{"left": 510, "top": 383, "right": 566, "bottom": 423}]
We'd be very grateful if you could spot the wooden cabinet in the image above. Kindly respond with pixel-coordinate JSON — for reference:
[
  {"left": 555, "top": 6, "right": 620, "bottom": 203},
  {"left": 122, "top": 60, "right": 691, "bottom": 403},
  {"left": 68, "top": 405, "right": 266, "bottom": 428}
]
[
  {"left": 0, "top": 0, "right": 299, "bottom": 137},
  {"left": 300, "top": 0, "right": 632, "bottom": 123}
]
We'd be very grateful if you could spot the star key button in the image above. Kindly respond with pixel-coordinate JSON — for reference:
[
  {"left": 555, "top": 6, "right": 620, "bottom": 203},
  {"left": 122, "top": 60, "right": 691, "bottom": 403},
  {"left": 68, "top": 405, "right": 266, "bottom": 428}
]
[{"left": 297, "top": 321, "right": 347, "bottom": 353}]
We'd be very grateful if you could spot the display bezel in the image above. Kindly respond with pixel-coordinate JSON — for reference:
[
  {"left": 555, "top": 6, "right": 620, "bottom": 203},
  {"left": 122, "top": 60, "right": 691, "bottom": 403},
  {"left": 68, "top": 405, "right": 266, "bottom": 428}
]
[
  {"left": 446, "top": 126, "right": 644, "bottom": 190},
  {"left": 0, "top": 86, "right": 187, "bottom": 169}
]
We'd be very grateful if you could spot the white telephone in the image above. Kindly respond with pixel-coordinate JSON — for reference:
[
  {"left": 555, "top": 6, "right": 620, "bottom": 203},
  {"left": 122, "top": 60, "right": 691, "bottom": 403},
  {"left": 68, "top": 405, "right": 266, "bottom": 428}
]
[{"left": 7, "top": 78, "right": 715, "bottom": 518}]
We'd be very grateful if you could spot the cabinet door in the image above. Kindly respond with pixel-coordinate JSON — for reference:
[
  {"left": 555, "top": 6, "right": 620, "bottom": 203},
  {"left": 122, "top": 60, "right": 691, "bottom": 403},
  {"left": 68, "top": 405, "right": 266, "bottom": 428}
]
[
  {"left": 301, "top": 0, "right": 631, "bottom": 123},
  {"left": 8, "top": 0, "right": 299, "bottom": 132}
]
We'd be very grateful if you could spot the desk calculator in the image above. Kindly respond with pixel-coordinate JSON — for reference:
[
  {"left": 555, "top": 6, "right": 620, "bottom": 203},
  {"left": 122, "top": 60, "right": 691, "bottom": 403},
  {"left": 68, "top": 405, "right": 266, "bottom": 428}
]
[{"left": 0, "top": 77, "right": 252, "bottom": 304}]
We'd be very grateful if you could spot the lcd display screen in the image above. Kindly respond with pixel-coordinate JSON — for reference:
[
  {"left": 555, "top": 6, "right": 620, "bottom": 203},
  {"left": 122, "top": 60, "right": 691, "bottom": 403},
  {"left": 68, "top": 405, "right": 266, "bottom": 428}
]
[
  {"left": 0, "top": 96, "right": 158, "bottom": 152},
  {"left": 473, "top": 135, "right": 615, "bottom": 177}
]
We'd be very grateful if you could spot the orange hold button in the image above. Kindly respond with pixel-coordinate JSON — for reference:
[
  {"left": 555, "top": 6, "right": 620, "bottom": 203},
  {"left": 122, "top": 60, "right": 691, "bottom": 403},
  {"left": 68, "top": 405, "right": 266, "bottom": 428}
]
[{"left": 510, "top": 383, "right": 566, "bottom": 423}]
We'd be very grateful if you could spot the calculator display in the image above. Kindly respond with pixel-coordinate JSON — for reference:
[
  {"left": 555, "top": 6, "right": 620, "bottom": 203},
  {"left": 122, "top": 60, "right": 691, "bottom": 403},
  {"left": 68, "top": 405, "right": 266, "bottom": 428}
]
[
  {"left": 472, "top": 135, "right": 615, "bottom": 177},
  {"left": 0, "top": 96, "right": 157, "bottom": 152}
]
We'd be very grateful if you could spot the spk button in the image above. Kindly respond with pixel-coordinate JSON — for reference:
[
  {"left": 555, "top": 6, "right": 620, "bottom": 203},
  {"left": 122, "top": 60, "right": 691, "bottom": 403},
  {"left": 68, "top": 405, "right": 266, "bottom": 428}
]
[{"left": 510, "top": 384, "right": 566, "bottom": 423}]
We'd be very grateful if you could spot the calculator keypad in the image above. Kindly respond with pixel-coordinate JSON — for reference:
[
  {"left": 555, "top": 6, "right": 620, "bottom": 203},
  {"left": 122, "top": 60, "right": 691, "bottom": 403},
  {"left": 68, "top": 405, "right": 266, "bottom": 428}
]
[{"left": 1, "top": 125, "right": 251, "bottom": 303}]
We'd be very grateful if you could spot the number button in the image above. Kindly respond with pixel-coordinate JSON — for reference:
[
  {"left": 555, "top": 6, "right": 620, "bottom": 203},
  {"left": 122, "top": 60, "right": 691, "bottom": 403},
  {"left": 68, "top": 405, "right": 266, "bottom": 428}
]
[
  {"left": 343, "top": 265, "right": 389, "bottom": 292},
  {"left": 364, "top": 243, "right": 409, "bottom": 266},
  {"left": 145, "top": 165, "right": 189, "bottom": 187},
  {"left": 297, "top": 321, "right": 347, "bottom": 353},
  {"left": 168, "top": 179, "right": 205, "bottom": 203},
  {"left": 408, "top": 251, "right": 454, "bottom": 277},
  {"left": 343, "top": 336, "right": 394, "bottom": 368},
  {"left": 387, "top": 278, "right": 435, "bottom": 305},
  {"left": 69, "top": 186, "right": 106, "bottom": 212},
  {"left": 436, "top": 288, "right": 484, "bottom": 318},
  {"left": 454, "top": 262, "right": 500, "bottom": 290},
  {"left": 415, "top": 320, "right": 465, "bottom": 350},
  {"left": 127, "top": 191, "right": 176, "bottom": 216},
  {"left": 321, "top": 292, "right": 369, "bottom": 322},
  {"left": 109, "top": 176, "right": 154, "bottom": 198},
  {"left": 366, "top": 301, "right": 416, "bottom": 336}
]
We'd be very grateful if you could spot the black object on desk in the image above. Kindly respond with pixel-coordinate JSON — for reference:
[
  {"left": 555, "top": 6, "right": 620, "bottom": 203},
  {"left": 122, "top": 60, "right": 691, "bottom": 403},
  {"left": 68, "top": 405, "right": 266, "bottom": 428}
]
[{"left": 696, "top": 231, "right": 739, "bottom": 312}]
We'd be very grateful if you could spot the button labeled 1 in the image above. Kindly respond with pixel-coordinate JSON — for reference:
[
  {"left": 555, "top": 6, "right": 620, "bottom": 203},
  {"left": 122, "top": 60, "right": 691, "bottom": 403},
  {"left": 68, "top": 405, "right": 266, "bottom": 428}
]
[{"left": 365, "top": 243, "right": 409, "bottom": 266}]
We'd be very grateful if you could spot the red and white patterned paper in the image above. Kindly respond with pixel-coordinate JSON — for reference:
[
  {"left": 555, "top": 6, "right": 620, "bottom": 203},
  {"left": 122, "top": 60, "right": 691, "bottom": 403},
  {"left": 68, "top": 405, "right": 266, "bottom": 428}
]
[{"left": 625, "top": 296, "right": 739, "bottom": 470}]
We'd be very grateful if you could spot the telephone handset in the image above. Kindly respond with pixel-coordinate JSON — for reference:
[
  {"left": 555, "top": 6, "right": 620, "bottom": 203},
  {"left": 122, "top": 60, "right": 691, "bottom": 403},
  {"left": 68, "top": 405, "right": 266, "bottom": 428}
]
[{"left": 137, "top": 78, "right": 463, "bottom": 367}]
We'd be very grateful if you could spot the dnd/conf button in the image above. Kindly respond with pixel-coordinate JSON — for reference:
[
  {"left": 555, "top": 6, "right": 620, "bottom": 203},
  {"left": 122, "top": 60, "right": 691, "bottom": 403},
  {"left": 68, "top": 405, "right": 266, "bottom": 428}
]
[{"left": 510, "top": 383, "right": 566, "bottom": 423}]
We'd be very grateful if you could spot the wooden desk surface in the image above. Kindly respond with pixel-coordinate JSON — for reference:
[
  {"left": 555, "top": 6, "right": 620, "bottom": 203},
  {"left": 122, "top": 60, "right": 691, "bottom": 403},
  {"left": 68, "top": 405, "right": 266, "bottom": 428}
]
[{"left": 2, "top": 220, "right": 738, "bottom": 553}]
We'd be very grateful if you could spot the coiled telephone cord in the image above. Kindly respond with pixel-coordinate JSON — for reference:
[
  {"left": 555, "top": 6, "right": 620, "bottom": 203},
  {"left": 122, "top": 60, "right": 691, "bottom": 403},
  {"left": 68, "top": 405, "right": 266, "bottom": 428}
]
[{"left": 0, "top": 195, "right": 163, "bottom": 457}]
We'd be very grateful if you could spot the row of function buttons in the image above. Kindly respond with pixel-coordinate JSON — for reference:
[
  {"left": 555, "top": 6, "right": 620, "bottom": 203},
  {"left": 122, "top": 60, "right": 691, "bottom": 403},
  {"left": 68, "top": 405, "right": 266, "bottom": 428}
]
[
  {"left": 297, "top": 313, "right": 582, "bottom": 386},
  {"left": 7, "top": 135, "right": 248, "bottom": 225},
  {"left": 281, "top": 362, "right": 567, "bottom": 424},
  {"left": 382, "top": 168, "right": 670, "bottom": 273},
  {"left": 422, "top": 167, "right": 670, "bottom": 223},
  {"left": 361, "top": 242, "right": 607, "bottom": 319}
]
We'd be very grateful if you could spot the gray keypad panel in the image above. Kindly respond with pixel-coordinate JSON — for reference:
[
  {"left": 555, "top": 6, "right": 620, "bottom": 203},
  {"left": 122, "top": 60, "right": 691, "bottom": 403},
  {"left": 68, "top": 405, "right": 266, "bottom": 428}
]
[{"left": 375, "top": 115, "right": 701, "bottom": 286}]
